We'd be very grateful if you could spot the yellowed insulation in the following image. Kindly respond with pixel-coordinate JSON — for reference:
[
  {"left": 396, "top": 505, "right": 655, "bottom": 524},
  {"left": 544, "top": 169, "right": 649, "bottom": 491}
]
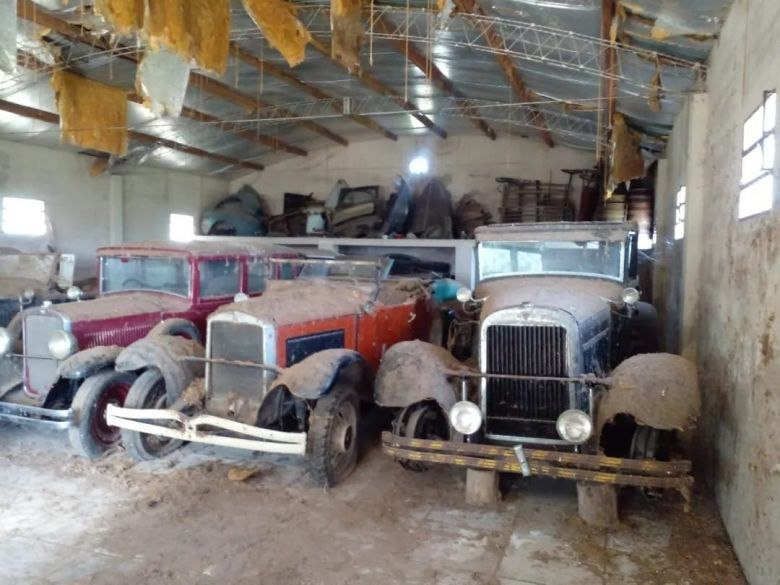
[
  {"left": 145, "top": 0, "right": 190, "bottom": 55},
  {"left": 331, "top": 0, "right": 363, "bottom": 72},
  {"left": 186, "top": 0, "right": 231, "bottom": 75},
  {"left": 51, "top": 71, "right": 128, "bottom": 156},
  {"left": 242, "top": 0, "right": 311, "bottom": 67},
  {"left": 93, "top": 0, "right": 144, "bottom": 37},
  {"left": 610, "top": 113, "right": 645, "bottom": 184},
  {"left": 648, "top": 67, "right": 663, "bottom": 112}
]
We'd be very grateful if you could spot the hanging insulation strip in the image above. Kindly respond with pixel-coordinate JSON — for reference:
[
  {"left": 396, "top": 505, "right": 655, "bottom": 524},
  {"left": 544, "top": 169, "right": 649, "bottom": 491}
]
[
  {"left": 610, "top": 113, "right": 645, "bottom": 185},
  {"left": 51, "top": 70, "right": 128, "bottom": 156},
  {"left": 242, "top": 0, "right": 311, "bottom": 67},
  {"left": 331, "top": 0, "right": 364, "bottom": 72},
  {"left": 93, "top": 0, "right": 144, "bottom": 37}
]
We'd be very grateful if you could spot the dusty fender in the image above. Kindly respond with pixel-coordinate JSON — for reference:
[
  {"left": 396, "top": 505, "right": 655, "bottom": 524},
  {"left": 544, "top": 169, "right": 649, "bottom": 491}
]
[
  {"left": 58, "top": 346, "right": 123, "bottom": 380},
  {"left": 115, "top": 335, "right": 204, "bottom": 402},
  {"left": 269, "top": 349, "right": 368, "bottom": 400},
  {"left": 374, "top": 340, "right": 467, "bottom": 412},
  {"left": 596, "top": 353, "right": 700, "bottom": 434}
]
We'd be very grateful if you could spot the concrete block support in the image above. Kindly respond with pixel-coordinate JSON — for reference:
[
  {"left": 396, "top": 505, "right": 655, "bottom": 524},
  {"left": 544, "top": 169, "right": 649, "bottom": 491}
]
[{"left": 465, "top": 468, "right": 500, "bottom": 506}]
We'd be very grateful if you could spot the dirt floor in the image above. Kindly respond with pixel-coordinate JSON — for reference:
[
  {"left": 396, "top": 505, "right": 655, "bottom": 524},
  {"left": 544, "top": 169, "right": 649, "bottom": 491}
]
[{"left": 0, "top": 423, "right": 745, "bottom": 585}]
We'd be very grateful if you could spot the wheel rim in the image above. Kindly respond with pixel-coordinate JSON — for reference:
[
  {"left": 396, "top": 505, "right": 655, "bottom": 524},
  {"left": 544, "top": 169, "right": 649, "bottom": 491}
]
[
  {"left": 398, "top": 403, "right": 448, "bottom": 472},
  {"left": 328, "top": 399, "right": 358, "bottom": 478},
  {"left": 92, "top": 381, "right": 130, "bottom": 446},
  {"left": 139, "top": 382, "right": 177, "bottom": 455}
]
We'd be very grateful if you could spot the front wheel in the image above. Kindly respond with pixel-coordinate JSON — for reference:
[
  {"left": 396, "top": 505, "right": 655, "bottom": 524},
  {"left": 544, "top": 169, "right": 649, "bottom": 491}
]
[
  {"left": 121, "top": 368, "right": 184, "bottom": 461},
  {"left": 306, "top": 384, "right": 360, "bottom": 487},
  {"left": 69, "top": 370, "right": 135, "bottom": 459},
  {"left": 394, "top": 401, "right": 449, "bottom": 472}
]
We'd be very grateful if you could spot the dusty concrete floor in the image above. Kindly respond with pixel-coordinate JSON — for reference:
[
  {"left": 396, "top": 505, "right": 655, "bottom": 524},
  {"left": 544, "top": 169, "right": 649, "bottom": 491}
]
[{"left": 0, "top": 424, "right": 745, "bottom": 585}]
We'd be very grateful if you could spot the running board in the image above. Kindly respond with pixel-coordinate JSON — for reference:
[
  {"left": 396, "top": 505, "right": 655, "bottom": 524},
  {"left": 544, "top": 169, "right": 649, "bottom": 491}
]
[{"left": 0, "top": 402, "right": 71, "bottom": 430}]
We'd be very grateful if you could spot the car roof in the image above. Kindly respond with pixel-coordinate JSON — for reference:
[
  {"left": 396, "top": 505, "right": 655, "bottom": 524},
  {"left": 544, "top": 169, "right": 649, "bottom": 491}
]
[
  {"left": 475, "top": 221, "right": 637, "bottom": 243},
  {"left": 97, "top": 240, "right": 298, "bottom": 259}
]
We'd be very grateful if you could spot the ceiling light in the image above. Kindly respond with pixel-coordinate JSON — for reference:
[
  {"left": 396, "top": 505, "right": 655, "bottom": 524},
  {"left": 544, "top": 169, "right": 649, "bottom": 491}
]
[{"left": 409, "top": 156, "right": 429, "bottom": 175}]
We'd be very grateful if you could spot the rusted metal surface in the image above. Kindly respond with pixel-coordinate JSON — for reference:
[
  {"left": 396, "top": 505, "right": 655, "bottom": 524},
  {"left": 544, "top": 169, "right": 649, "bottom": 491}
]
[{"left": 382, "top": 432, "right": 693, "bottom": 490}]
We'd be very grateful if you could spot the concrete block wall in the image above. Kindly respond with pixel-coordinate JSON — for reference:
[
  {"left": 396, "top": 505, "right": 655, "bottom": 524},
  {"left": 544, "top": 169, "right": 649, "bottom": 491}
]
[
  {"left": 228, "top": 135, "right": 596, "bottom": 219},
  {"left": 0, "top": 140, "right": 229, "bottom": 280},
  {"left": 659, "top": 1, "right": 780, "bottom": 582}
]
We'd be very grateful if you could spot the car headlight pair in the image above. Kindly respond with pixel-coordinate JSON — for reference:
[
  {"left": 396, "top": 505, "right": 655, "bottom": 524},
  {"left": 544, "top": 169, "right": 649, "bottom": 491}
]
[{"left": 48, "top": 330, "right": 77, "bottom": 360}]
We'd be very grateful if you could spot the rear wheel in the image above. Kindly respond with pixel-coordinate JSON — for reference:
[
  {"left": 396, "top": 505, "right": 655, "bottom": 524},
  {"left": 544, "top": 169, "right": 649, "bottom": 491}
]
[
  {"left": 394, "top": 401, "right": 449, "bottom": 472},
  {"left": 121, "top": 368, "right": 184, "bottom": 461},
  {"left": 307, "top": 384, "right": 360, "bottom": 487},
  {"left": 69, "top": 370, "right": 134, "bottom": 459}
]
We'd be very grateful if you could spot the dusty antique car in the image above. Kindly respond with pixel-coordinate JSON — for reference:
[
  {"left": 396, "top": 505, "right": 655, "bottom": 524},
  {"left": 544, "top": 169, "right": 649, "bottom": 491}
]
[
  {"left": 106, "top": 257, "right": 435, "bottom": 486},
  {"left": 0, "top": 251, "right": 77, "bottom": 327},
  {"left": 376, "top": 222, "right": 699, "bottom": 502},
  {"left": 0, "top": 241, "right": 296, "bottom": 458}
]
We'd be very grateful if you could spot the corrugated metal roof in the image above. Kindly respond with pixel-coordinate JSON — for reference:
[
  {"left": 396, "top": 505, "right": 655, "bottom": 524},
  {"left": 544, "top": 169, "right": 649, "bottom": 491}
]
[{"left": 0, "top": 0, "right": 732, "bottom": 177}]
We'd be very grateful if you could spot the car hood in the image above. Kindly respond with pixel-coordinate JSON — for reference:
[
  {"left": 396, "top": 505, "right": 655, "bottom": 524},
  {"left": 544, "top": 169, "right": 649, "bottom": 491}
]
[
  {"left": 45, "top": 292, "right": 190, "bottom": 322},
  {"left": 0, "top": 277, "right": 51, "bottom": 299},
  {"left": 475, "top": 276, "right": 624, "bottom": 324}
]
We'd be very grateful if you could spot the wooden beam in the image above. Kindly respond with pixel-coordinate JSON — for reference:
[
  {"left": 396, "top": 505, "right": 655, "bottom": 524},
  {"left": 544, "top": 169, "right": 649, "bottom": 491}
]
[
  {"left": 451, "top": 0, "right": 554, "bottom": 147},
  {"left": 308, "top": 36, "right": 448, "bottom": 139},
  {"left": 16, "top": 0, "right": 348, "bottom": 149},
  {"left": 0, "top": 99, "right": 264, "bottom": 171},
  {"left": 230, "top": 42, "right": 397, "bottom": 141},
  {"left": 374, "top": 15, "right": 496, "bottom": 140},
  {"left": 601, "top": 0, "right": 618, "bottom": 163}
]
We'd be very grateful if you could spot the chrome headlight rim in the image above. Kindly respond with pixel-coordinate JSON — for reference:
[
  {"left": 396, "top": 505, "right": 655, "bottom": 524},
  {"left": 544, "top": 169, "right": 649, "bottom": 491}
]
[
  {"left": 448, "top": 400, "right": 483, "bottom": 436},
  {"left": 0, "top": 327, "right": 12, "bottom": 356},
  {"left": 555, "top": 409, "right": 593, "bottom": 444},
  {"left": 48, "top": 330, "right": 77, "bottom": 360}
]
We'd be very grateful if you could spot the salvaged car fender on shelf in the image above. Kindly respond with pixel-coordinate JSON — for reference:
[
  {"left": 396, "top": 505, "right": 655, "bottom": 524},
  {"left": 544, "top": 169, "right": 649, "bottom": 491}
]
[
  {"left": 115, "top": 334, "right": 204, "bottom": 403},
  {"left": 596, "top": 353, "right": 700, "bottom": 435},
  {"left": 374, "top": 340, "right": 465, "bottom": 412},
  {"left": 268, "top": 349, "right": 368, "bottom": 400},
  {"left": 58, "top": 346, "right": 123, "bottom": 380}
]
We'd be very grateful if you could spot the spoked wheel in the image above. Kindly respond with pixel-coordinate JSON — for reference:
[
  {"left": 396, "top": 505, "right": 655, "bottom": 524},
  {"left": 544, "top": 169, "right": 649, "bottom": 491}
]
[
  {"left": 121, "top": 368, "right": 184, "bottom": 461},
  {"left": 394, "top": 401, "right": 449, "bottom": 472},
  {"left": 307, "top": 384, "right": 360, "bottom": 487},
  {"left": 69, "top": 370, "right": 135, "bottom": 459}
]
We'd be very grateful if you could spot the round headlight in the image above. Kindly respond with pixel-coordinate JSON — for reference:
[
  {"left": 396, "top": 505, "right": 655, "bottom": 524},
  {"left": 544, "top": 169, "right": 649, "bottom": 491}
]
[
  {"left": 556, "top": 409, "right": 593, "bottom": 444},
  {"left": 456, "top": 287, "right": 473, "bottom": 304},
  {"left": 20, "top": 288, "right": 36, "bottom": 304},
  {"left": 66, "top": 286, "right": 83, "bottom": 301},
  {"left": 0, "top": 327, "right": 12, "bottom": 356},
  {"left": 48, "top": 330, "right": 77, "bottom": 360},
  {"left": 621, "top": 287, "right": 640, "bottom": 305},
  {"left": 448, "top": 401, "right": 483, "bottom": 435}
]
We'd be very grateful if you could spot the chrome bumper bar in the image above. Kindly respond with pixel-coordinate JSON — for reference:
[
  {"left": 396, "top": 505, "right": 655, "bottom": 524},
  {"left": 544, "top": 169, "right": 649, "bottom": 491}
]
[
  {"left": 0, "top": 402, "right": 71, "bottom": 430},
  {"left": 106, "top": 405, "right": 307, "bottom": 455}
]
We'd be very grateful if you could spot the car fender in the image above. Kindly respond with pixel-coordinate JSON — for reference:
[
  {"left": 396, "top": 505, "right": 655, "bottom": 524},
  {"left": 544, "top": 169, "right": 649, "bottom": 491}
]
[
  {"left": 596, "top": 353, "right": 700, "bottom": 435},
  {"left": 58, "top": 346, "right": 123, "bottom": 380},
  {"left": 115, "top": 335, "right": 204, "bottom": 403},
  {"left": 147, "top": 318, "right": 202, "bottom": 343},
  {"left": 374, "top": 340, "right": 467, "bottom": 412},
  {"left": 268, "top": 349, "right": 369, "bottom": 400}
]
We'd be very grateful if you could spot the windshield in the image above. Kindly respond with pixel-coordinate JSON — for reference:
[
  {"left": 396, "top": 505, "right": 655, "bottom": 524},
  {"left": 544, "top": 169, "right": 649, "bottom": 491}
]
[
  {"left": 478, "top": 239, "right": 626, "bottom": 281},
  {"left": 270, "top": 257, "right": 392, "bottom": 282},
  {"left": 100, "top": 256, "right": 191, "bottom": 297}
]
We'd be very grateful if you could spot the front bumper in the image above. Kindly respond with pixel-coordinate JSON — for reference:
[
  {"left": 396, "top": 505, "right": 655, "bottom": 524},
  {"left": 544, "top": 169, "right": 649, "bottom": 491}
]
[
  {"left": 381, "top": 432, "right": 694, "bottom": 492},
  {"left": 106, "top": 405, "right": 307, "bottom": 455},
  {"left": 0, "top": 401, "right": 71, "bottom": 430}
]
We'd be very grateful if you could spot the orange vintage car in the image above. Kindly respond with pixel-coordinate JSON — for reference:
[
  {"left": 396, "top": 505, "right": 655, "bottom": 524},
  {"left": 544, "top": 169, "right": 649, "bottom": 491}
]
[{"left": 107, "top": 257, "right": 437, "bottom": 486}]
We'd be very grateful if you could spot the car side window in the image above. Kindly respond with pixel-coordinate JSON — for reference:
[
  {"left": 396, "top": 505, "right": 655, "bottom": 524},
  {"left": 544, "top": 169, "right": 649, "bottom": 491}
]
[
  {"left": 247, "top": 259, "right": 267, "bottom": 293},
  {"left": 199, "top": 258, "right": 240, "bottom": 298}
]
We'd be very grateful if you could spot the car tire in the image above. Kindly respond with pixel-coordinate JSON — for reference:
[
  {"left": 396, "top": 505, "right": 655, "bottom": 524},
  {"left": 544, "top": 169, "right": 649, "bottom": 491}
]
[
  {"left": 121, "top": 368, "right": 184, "bottom": 461},
  {"left": 394, "top": 401, "right": 449, "bottom": 473},
  {"left": 69, "top": 369, "right": 135, "bottom": 459},
  {"left": 306, "top": 384, "right": 360, "bottom": 487}
]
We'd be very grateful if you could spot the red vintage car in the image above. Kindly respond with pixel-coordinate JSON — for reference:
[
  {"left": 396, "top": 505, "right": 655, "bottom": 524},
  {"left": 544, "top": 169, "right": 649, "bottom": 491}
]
[
  {"left": 107, "top": 257, "right": 436, "bottom": 486},
  {"left": 0, "top": 241, "right": 297, "bottom": 458}
]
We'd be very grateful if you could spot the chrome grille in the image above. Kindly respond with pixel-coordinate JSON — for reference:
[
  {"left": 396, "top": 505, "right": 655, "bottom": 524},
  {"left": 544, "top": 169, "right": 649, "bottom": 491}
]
[
  {"left": 485, "top": 324, "right": 569, "bottom": 439},
  {"left": 24, "top": 313, "right": 65, "bottom": 394},
  {"left": 209, "top": 321, "right": 264, "bottom": 397}
]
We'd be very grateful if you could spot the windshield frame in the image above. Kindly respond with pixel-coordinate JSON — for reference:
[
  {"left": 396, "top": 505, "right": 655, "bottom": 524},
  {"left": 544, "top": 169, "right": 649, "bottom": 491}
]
[
  {"left": 476, "top": 237, "right": 630, "bottom": 284},
  {"left": 99, "top": 254, "right": 193, "bottom": 299}
]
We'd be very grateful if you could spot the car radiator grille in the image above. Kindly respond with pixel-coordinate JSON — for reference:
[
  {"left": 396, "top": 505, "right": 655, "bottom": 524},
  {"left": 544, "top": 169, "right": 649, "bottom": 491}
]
[
  {"left": 80, "top": 325, "right": 153, "bottom": 349},
  {"left": 485, "top": 324, "right": 569, "bottom": 439},
  {"left": 209, "top": 321, "right": 264, "bottom": 398},
  {"left": 24, "top": 313, "right": 65, "bottom": 395}
]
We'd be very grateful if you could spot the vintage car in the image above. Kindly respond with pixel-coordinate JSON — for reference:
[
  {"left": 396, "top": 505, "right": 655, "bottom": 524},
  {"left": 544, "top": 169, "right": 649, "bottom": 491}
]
[
  {"left": 376, "top": 222, "right": 699, "bottom": 504},
  {"left": 0, "top": 240, "right": 297, "bottom": 459},
  {"left": 106, "top": 257, "right": 435, "bottom": 486},
  {"left": 0, "top": 250, "right": 77, "bottom": 327}
]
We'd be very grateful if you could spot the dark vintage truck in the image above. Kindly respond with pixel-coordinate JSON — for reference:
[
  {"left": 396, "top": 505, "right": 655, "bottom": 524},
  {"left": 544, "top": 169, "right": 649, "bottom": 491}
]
[
  {"left": 376, "top": 222, "right": 700, "bottom": 511},
  {"left": 106, "top": 257, "right": 436, "bottom": 486},
  {"left": 0, "top": 241, "right": 297, "bottom": 458}
]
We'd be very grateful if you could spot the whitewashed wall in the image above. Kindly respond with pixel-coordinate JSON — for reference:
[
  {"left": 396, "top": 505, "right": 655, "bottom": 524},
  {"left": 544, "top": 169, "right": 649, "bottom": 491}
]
[{"left": 229, "top": 135, "right": 596, "bottom": 218}]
